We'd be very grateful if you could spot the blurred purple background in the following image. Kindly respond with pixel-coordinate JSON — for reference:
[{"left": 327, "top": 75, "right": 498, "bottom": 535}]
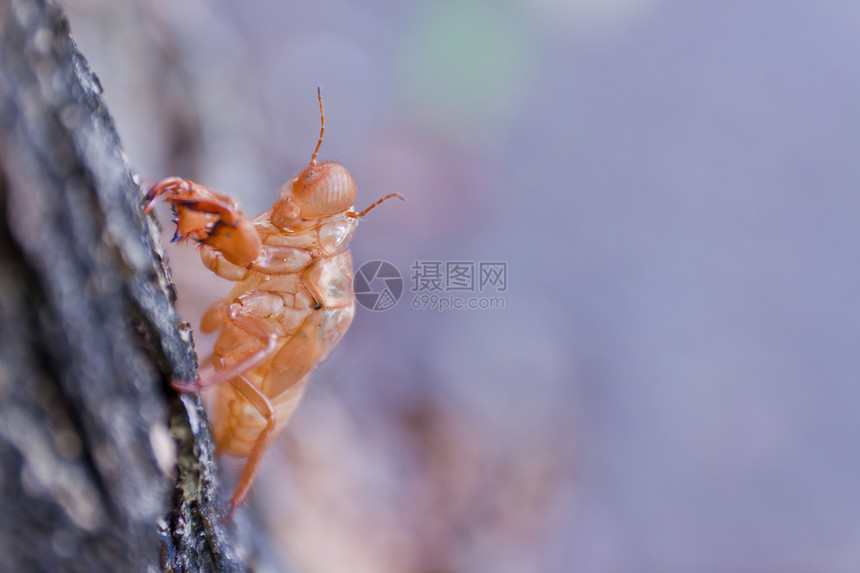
[{"left": 66, "top": 1, "right": 860, "bottom": 571}]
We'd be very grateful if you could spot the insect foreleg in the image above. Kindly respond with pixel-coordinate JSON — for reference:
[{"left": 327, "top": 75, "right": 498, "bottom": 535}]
[{"left": 144, "top": 177, "right": 262, "bottom": 267}]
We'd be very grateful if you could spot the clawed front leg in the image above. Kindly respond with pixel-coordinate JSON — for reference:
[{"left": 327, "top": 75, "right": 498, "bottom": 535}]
[{"left": 144, "top": 177, "right": 262, "bottom": 267}]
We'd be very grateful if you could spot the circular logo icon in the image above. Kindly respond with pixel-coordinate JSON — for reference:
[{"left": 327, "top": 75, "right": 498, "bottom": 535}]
[{"left": 354, "top": 260, "right": 403, "bottom": 311}]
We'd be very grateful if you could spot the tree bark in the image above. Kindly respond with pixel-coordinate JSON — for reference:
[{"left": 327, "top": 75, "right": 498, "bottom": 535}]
[{"left": 0, "top": 1, "right": 253, "bottom": 570}]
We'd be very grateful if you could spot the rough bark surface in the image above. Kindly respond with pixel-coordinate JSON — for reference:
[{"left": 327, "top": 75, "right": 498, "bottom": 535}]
[{"left": 0, "top": 1, "right": 249, "bottom": 570}]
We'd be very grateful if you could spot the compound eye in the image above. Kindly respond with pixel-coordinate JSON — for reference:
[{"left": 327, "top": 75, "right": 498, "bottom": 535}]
[{"left": 272, "top": 196, "right": 300, "bottom": 227}]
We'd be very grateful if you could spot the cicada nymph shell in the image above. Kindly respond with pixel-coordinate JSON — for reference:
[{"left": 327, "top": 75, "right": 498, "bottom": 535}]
[{"left": 144, "top": 89, "right": 403, "bottom": 518}]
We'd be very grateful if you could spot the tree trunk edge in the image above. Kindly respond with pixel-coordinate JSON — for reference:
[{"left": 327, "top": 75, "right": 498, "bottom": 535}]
[{"left": 0, "top": 1, "right": 248, "bottom": 571}]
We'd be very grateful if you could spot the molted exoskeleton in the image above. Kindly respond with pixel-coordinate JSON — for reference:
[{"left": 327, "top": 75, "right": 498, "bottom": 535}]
[{"left": 143, "top": 89, "right": 403, "bottom": 520}]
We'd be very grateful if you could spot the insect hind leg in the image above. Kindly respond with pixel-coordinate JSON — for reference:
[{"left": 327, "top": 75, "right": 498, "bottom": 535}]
[
  {"left": 221, "top": 374, "right": 277, "bottom": 521},
  {"left": 171, "top": 303, "right": 279, "bottom": 393},
  {"left": 170, "top": 302, "right": 286, "bottom": 520}
]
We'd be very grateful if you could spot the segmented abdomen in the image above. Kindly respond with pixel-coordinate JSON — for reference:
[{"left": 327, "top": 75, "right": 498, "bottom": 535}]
[{"left": 209, "top": 247, "right": 355, "bottom": 457}]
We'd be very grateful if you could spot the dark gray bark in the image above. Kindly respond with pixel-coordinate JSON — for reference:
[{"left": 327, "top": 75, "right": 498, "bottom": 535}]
[{"left": 0, "top": 1, "right": 247, "bottom": 570}]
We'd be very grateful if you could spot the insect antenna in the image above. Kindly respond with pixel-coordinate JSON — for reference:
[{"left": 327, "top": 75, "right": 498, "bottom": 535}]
[
  {"left": 310, "top": 87, "right": 325, "bottom": 169},
  {"left": 347, "top": 192, "right": 406, "bottom": 218}
]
